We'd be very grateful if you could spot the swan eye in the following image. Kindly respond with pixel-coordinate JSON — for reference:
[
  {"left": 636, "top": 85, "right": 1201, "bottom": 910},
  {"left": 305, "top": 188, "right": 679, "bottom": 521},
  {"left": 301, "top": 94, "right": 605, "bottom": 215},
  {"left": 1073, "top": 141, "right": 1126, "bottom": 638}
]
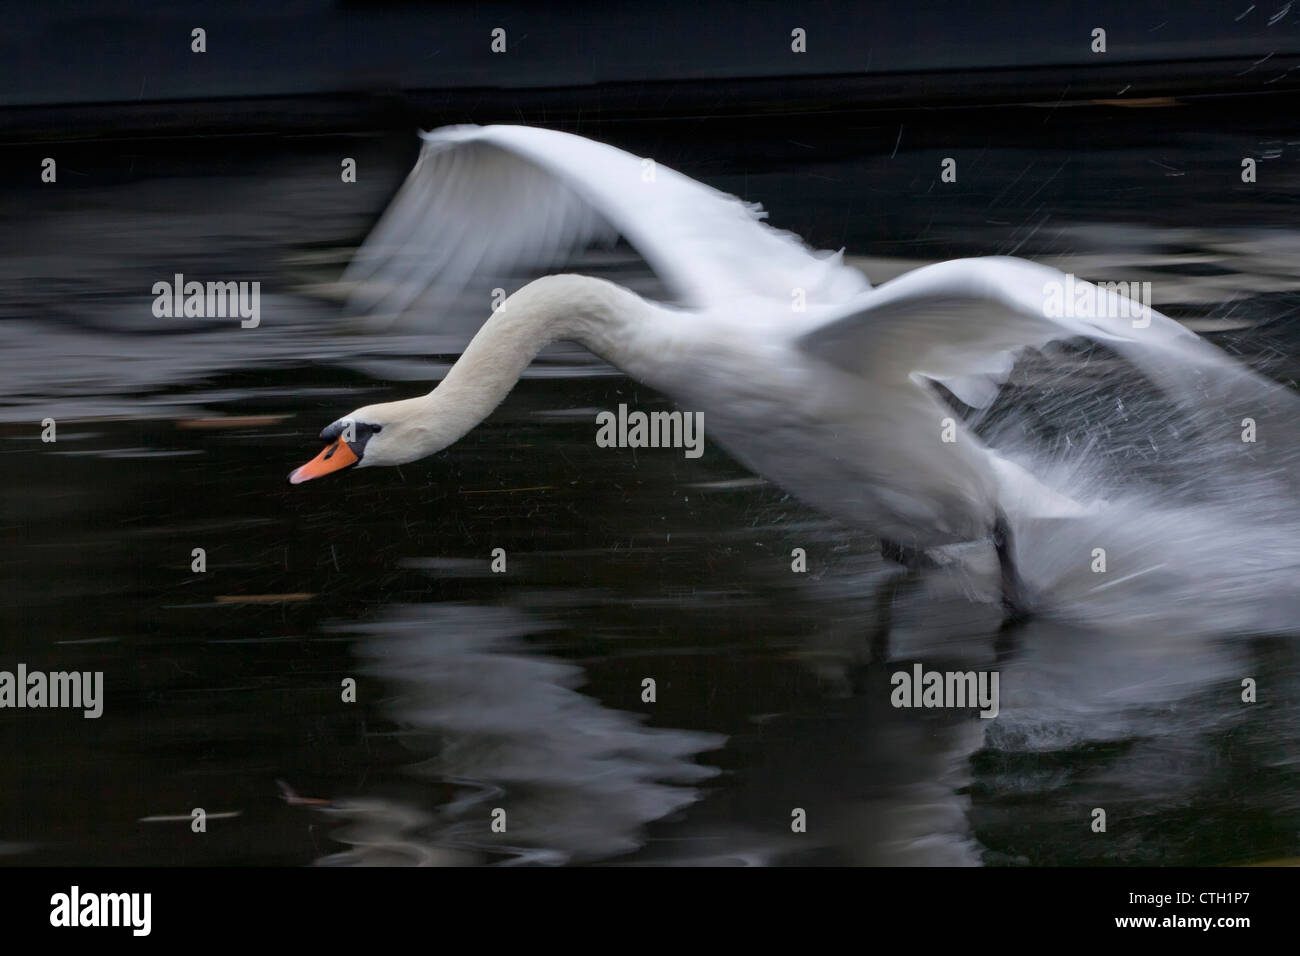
[
  {"left": 319, "top": 420, "right": 381, "bottom": 443},
  {"left": 318, "top": 420, "right": 383, "bottom": 460}
]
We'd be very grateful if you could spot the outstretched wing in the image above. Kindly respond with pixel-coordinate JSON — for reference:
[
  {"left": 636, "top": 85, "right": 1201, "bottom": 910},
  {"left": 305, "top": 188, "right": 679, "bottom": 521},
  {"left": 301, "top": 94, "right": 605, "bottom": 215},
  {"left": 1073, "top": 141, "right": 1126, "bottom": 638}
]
[
  {"left": 344, "top": 124, "right": 868, "bottom": 317},
  {"left": 799, "top": 255, "right": 1300, "bottom": 516},
  {"left": 798, "top": 256, "right": 1298, "bottom": 441}
]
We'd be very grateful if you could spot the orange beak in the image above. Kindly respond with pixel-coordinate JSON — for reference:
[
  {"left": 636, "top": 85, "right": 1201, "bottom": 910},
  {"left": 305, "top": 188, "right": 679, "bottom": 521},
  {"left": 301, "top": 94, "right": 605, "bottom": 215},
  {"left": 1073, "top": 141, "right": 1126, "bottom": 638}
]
[{"left": 288, "top": 439, "right": 359, "bottom": 485}]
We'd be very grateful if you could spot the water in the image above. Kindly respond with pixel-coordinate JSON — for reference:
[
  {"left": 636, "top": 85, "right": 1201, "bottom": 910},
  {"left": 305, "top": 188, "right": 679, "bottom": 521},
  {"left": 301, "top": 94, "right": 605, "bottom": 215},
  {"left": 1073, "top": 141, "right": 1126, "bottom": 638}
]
[{"left": 2, "top": 102, "right": 1298, "bottom": 865}]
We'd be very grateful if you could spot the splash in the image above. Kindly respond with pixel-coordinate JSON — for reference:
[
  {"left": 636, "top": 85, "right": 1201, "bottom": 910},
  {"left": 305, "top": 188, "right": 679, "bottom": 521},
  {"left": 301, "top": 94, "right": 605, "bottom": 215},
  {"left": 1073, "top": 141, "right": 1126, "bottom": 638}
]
[{"left": 976, "top": 339, "right": 1300, "bottom": 638}]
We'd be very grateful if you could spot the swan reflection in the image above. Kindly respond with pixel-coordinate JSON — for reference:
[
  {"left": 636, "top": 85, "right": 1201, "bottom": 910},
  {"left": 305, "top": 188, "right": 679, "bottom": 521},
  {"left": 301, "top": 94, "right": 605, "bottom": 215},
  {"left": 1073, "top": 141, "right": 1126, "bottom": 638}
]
[{"left": 316, "top": 604, "right": 723, "bottom": 865}]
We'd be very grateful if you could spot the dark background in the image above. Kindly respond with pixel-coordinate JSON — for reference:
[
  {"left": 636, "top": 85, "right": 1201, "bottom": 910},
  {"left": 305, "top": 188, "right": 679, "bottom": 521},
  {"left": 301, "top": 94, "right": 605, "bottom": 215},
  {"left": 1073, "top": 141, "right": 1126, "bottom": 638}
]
[{"left": 4, "top": 0, "right": 1300, "bottom": 139}]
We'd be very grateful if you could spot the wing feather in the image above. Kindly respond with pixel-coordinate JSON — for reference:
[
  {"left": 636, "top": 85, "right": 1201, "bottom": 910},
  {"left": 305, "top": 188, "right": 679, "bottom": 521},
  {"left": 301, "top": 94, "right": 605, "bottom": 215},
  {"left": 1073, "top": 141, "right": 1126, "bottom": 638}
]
[
  {"left": 344, "top": 125, "right": 869, "bottom": 316},
  {"left": 798, "top": 256, "right": 1300, "bottom": 478}
]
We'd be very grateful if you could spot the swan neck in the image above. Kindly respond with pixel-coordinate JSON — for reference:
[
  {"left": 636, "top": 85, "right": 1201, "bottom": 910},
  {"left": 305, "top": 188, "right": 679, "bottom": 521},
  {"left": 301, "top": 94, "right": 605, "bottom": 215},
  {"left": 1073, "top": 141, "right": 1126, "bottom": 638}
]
[{"left": 417, "top": 275, "right": 654, "bottom": 448}]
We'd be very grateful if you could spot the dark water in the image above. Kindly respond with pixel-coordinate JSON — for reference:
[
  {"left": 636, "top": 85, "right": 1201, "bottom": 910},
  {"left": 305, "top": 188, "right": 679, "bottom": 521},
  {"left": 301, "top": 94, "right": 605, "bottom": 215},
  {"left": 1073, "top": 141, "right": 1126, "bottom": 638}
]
[{"left": 2, "top": 102, "right": 1299, "bottom": 865}]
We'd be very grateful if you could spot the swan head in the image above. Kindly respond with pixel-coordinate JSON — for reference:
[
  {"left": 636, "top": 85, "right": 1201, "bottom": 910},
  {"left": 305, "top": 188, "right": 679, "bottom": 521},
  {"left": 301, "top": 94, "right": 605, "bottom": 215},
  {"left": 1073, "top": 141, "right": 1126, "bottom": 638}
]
[
  {"left": 288, "top": 398, "right": 441, "bottom": 484},
  {"left": 288, "top": 274, "right": 595, "bottom": 485}
]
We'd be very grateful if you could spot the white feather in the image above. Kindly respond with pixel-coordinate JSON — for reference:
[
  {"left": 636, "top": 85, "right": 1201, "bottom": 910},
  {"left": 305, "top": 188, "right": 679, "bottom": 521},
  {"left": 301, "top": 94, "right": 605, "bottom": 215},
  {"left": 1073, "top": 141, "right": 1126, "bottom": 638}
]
[{"left": 344, "top": 124, "right": 869, "bottom": 316}]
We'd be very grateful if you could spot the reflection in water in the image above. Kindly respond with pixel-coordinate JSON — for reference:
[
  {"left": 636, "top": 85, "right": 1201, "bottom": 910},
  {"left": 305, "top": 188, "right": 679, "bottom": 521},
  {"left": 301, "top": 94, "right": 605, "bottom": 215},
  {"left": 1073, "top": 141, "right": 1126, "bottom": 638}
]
[{"left": 318, "top": 604, "right": 723, "bottom": 865}]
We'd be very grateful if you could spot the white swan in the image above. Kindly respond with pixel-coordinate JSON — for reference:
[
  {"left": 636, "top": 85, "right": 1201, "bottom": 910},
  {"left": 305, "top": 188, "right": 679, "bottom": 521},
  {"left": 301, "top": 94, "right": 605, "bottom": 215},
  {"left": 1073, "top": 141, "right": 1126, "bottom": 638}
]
[{"left": 290, "top": 124, "right": 1293, "bottom": 614}]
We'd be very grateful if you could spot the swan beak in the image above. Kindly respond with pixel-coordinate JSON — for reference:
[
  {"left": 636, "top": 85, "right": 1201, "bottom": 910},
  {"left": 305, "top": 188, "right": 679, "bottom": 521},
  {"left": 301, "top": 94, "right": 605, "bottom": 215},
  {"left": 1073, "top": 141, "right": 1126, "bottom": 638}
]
[{"left": 288, "top": 439, "right": 359, "bottom": 485}]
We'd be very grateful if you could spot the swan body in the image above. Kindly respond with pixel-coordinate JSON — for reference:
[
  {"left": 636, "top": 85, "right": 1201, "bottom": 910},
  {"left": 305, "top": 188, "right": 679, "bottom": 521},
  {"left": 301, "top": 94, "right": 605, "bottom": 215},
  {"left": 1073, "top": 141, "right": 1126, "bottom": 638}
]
[{"left": 291, "top": 125, "right": 1294, "bottom": 605}]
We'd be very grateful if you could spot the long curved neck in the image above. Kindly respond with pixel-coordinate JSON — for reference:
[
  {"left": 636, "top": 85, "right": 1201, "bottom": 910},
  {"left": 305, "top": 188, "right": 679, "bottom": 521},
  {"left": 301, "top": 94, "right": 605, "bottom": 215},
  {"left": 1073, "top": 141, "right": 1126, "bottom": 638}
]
[{"left": 404, "top": 275, "right": 673, "bottom": 451}]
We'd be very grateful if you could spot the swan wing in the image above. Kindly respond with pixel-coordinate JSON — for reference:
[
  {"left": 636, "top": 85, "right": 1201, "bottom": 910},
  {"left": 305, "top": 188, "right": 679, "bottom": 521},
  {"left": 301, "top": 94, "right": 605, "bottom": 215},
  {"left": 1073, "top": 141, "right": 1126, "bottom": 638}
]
[
  {"left": 799, "top": 255, "right": 1300, "bottom": 521},
  {"left": 344, "top": 124, "right": 868, "bottom": 316},
  {"left": 797, "top": 256, "right": 1298, "bottom": 443}
]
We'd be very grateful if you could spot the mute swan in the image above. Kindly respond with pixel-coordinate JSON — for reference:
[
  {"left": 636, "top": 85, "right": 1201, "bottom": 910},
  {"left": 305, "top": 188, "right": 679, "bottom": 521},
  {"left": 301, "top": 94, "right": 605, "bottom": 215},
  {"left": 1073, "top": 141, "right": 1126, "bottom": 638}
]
[{"left": 290, "top": 124, "right": 1290, "bottom": 615}]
